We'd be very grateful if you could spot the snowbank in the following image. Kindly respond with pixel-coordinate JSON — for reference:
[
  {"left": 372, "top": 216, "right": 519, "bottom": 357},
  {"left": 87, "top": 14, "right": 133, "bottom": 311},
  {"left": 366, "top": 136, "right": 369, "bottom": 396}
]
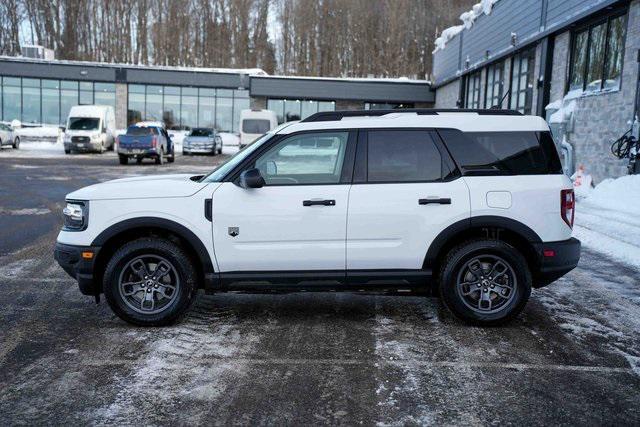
[
  {"left": 433, "top": 0, "right": 500, "bottom": 53},
  {"left": 574, "top": 175, "right": 640, "bottom": 270}
]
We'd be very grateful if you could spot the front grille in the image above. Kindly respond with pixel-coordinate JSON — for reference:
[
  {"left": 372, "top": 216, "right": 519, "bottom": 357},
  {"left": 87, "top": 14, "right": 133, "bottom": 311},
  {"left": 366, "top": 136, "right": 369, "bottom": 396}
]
[{"left": 71, "top": 136, "right": 90, "bottom": 143}]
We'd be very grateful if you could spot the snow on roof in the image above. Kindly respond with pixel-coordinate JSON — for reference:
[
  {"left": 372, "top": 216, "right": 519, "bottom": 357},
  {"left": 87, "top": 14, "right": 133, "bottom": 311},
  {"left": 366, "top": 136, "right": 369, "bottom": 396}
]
[
  {"left": 256, "top": 74, "right": 430, "bottom": 84},
  {"left": 0, "top": 55, "right": 268, "bottom": 76},
  {"left": 433, "top": 0, "right": 500, "bottom": 53}
]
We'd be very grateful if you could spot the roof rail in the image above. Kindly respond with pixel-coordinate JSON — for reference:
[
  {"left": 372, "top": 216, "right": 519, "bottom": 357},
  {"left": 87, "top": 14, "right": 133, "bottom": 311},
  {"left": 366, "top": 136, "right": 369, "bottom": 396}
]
[{"left": 301, "top": 108, "right": 523, "bottom": 122}]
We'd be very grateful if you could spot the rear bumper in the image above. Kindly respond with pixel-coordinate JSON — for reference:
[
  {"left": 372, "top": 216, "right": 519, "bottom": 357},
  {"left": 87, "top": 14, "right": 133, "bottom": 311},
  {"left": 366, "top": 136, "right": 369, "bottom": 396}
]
[
  {"left": 532, "top": 237, "right": 581, "bottom": 288},
  {"left": 54, "top": 242, "right": 101, "bottom": 295},
  {"left": 118, "top": 147, "right": 159, "bottom": 157}
]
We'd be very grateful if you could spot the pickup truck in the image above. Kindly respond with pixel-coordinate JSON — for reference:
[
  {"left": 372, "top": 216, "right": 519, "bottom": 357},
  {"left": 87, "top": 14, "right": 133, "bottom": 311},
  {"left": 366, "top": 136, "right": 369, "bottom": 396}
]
[{"left": 117, "top": 125, "right": 175, "bottom": 165}]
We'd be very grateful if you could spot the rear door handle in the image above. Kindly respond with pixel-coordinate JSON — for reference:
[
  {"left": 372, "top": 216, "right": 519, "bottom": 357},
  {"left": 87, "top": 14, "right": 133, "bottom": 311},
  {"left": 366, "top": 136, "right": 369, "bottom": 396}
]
[
  {"left": 419, "top": 198, "right": 451, "bottom": 205},
  {"left": 303, "top": 199, "right": 336, "bottom": 207}
]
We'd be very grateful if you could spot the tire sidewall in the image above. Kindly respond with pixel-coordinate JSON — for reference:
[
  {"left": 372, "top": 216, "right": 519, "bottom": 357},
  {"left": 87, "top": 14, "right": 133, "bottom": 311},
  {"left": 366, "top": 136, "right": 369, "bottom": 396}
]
[
  {"left": 440, "top": 240, "right": 531, "bottom": 325},
  {"left": 103, "top": 239, "right": 196, "bottom": 326}
]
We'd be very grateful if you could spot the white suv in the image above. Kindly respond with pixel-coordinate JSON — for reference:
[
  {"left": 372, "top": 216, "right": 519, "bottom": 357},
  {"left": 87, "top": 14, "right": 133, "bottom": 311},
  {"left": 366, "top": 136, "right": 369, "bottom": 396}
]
[{"left": 54, "top": 109, "right": 580, "bottom": 326}]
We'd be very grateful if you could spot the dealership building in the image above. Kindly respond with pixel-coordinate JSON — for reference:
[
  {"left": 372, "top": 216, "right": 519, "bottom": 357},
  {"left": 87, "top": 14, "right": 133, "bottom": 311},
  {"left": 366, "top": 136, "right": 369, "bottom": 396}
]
[
  {"left": 432, "top": 0, "right": 640, "bottom": 182},
  {"left": 0, "top": 56, "right": 434, "bottom": 133}
]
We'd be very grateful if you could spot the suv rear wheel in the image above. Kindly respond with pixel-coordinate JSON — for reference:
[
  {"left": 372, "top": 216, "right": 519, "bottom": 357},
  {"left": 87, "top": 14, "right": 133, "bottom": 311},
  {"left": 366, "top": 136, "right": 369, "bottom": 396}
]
[
  {"left": 103, "top": 238, "right": 198, "bottom": 326},
  {"left": 438, "top": 239, "right": 531, "bottom": 326}
]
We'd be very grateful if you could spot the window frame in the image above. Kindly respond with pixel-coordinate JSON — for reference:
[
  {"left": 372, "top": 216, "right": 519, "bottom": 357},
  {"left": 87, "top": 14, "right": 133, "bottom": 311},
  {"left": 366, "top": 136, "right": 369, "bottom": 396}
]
[
  {"left": 484, "top": 61, "right": 504, "bottom": 108},
  {"left": 508, "top": 48, "right": 535, "bottom": 114},
  {"left": 566, "top": 9, "right": 627, "bottom": 94},
  {"left": 464, "top": 71, "right": 482, "bottom": 109},
  {"left": 353, "top": 128, "right": 459, "bottom": 185}
]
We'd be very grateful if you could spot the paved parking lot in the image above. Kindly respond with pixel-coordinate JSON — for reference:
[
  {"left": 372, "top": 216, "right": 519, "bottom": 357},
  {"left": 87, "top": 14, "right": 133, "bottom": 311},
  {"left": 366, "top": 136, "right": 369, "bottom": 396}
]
[{"left": 1, "top": 150, "right": 640, "bottom": 425}]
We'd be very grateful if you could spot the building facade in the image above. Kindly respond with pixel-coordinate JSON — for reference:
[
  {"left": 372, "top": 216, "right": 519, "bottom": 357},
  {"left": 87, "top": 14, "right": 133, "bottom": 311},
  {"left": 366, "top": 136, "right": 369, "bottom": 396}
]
[
  {"left": 432, "top": 0, "right": 640, "bottom": 182},
  {"left": 0, "top": 57, "right": 434, "bottom": 133}
]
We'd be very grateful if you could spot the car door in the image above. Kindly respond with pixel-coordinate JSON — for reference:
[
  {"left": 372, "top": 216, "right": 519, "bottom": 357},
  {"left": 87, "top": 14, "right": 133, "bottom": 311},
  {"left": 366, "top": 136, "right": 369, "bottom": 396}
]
[
  {"left": 212, "top": 130, "right": 356, "bottom": 274},
  {"left": 346, "top": 129, "right": 470, "bottom": 271}
]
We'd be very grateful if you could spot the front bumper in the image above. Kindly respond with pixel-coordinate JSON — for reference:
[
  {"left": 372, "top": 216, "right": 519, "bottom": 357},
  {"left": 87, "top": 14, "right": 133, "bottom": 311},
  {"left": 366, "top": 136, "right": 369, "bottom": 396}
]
[
  {"left": 65, "top": 141, "right": 102, "bottom": 152},
  {"left": 532, "top": 237, "right": 581, "bottom": 288},
  {"left": 54, "top": 242, "right": 101, "bottom": 295},
  {"left": 183, "top": 145, "right": 216, "bottom": 153}
]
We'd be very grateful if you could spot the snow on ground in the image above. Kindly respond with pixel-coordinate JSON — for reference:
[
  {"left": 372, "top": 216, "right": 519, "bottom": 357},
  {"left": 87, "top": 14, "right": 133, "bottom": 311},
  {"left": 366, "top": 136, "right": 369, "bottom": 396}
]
[{"left": 574, "top": 175, "right": 640, "bottom": 270}]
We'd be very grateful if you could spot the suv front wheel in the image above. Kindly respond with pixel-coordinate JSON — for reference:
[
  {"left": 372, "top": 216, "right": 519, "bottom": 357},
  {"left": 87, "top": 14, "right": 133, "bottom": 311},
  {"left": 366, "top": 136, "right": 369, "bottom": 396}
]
[
  {"left": 439, "top": 239, "right": 531, "bottom": 326},
  {"left": 103, "top": 238, "right": 198, "bottom": 326}
]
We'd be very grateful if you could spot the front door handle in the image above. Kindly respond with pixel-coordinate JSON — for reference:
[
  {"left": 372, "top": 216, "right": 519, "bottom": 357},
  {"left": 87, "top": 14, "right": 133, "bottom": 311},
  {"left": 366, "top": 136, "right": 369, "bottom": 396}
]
[
  {"left": 419, "top": 198, "right": 451, "bottom": 205},
  {"left": 303, "top": 199, "right": 336, "bottom": 207}
]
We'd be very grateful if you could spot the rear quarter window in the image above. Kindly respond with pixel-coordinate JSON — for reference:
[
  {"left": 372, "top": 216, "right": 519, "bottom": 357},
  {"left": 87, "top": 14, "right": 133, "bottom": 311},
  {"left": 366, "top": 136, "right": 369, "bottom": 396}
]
[{"left": 437, "top": 129, "right": 562, "bottom": 175}]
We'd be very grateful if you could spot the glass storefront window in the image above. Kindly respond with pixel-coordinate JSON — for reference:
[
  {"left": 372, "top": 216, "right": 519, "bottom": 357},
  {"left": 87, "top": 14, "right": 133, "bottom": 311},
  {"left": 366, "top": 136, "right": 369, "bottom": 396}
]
[
  {"left": 267, "top": 99, "right": 284, "bottom": 123},
  {"left": 318, "top": 101, "right": 335, "bottom": 112},
  {"left": 22, "top": 79, "right": 41, "bottom": 124},
  {"left": 42, "top": 80, "right": 60, "bottom": 125},
  {"left": 163, "top": 87, "right": 181, "bottom": 129},
  {"left": 199, "top": 95, "right": 215, "bottom": 128},
  {"left": 180, "top": 93, "right": 198, "bottom": 129},
  {"left": 233, "top": 97, "right": 250, "bottom": 132},
  {"left": 94, "top": 83, "right": 116, "bottom": 110},
  {"left": 127, "top": 92, "right": 144, "bottom": 125},
  {"left": 216, "top": 96, "right": 233, "bottom": 132},
  {"left": 145, "top": 85, "right": 163, "bottom": 122},
  {"left": 2, "top": 78, "right": 21, "bottom": 123},
  {"left": 268, "top": 98, "right": 335, "bottom": 124}
]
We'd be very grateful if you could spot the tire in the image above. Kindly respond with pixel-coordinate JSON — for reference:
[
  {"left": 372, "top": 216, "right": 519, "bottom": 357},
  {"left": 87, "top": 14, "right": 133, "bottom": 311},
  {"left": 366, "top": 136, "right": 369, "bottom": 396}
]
[
  {"left": 65, "top": 148, "right": 71, "bottom": 154},
  {"left": 168, "top": 150, "right": 175, "bottom": 163},
  {"left": 136, "top": 157, "right": 143, "bottom": 164},
  {"left": 13, "top": 136, "right": 20, "bottom": 149},
  {"left": 438, "top": 239, "right": 531, "bottom": 326},
  {"left": 155, "top": 149, "right": 164, "bottom": 165},
  {"left": 118, "top": 154, "right": 128, "bottom": 165},
  {"left": 99, "top": 141, "right": 105, "bottom": 153},
  {"left": 103, "top": 237, "right": 198, "bottom": 326}
]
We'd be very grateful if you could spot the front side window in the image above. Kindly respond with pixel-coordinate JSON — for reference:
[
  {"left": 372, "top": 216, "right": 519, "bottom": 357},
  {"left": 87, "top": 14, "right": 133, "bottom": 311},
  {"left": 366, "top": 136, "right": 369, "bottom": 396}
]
[
  {"left": 254, "top": 132, "right": 349, "bottom": 185},
  {"left": 367, "top": 130, "right": 447, "bottom": 183},
  {"left": 569, "top": 13, "right": 626, "bottom": 93}
]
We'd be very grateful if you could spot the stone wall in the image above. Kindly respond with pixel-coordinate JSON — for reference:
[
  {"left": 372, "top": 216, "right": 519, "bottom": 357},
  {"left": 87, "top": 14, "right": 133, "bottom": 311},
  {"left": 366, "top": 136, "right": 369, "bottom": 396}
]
[
  {"left": 434, "top": 80, "right": 460, "bottom": 108},
  {"left": 550, "top": 0, "right": 639, "bottom": 182}
]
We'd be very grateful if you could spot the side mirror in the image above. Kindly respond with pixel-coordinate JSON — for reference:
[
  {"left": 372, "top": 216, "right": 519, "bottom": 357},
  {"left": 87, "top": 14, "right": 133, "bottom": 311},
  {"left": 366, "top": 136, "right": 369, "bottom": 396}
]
[{"left": 239, "top": 168, "right": 265, "bottom": 189}]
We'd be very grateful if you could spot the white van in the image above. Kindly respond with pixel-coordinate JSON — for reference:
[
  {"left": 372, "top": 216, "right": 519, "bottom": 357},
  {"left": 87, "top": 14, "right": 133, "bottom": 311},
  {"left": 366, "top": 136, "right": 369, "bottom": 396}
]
[
  {"left": 239, "top": 109, "right": 278, "bottom": 148},
  {"left": 63, "top": 105, "right": 116, "bottom": 154}
]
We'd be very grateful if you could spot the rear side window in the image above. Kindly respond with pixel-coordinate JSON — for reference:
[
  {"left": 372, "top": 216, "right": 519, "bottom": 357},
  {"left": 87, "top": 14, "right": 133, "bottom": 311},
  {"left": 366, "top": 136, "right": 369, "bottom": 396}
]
[
  {"left": 438, "top": 129, "right": 562, "bottom": 175},
  {"left": 243, "top": 119, "right": 271, "bottom": 134},
  {"left": 367, "top": 130, "right": 450, "bottom": 183}
]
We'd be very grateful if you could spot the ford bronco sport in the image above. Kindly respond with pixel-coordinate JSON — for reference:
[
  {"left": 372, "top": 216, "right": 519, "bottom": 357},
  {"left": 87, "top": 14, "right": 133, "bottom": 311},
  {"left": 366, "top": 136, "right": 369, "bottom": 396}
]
[{"left": 54, "top": 109, "right": 581, "bottom": 326}]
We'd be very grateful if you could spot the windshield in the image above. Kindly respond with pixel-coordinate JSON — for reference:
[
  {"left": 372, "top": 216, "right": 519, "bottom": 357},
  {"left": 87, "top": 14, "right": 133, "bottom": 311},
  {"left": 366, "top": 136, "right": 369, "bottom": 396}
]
[
  {"left": 190, "top": 128, "right": 213, "bottom": 137},
  {"left": 126, "top": 126, "right": 157, "bottom": 136},
  {"left": 68, "top": 117, "right": 100, "bottom": 131},
  {"left": 242, "top": 119, "right": 271, "bottom": 134},
  {"left": 200, "top": 133, "right": 274, "bottom": 182}
]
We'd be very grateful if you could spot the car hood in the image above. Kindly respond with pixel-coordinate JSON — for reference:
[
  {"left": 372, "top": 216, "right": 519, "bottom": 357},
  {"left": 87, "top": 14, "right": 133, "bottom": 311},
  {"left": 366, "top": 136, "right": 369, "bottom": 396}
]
[{"left": 66, "top": 174, "right": 210, "bottom": 201}]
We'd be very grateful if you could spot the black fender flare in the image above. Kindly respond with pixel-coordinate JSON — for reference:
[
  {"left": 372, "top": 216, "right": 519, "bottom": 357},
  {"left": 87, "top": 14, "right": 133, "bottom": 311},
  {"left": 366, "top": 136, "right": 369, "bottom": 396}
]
[
  {"left": 91, "top": 217, "right": 215, "bottom": 284},
  {"left": 423, "top": 215, "right": 542, "bottom": 268}
]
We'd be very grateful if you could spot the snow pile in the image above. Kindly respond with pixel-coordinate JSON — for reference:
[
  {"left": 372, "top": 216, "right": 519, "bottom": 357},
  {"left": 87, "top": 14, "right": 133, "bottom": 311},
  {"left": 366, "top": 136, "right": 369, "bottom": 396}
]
[
  {"left": 546, "top": 89, "right": 583, "bottom": 124},
  {"left": 433, "top": 0, "right": 500, "bottom": 53},
  {"left": 574, "top": 174, "right": 640, "bottom": 270},
  {"left": 218, "top": 132, "right": 239, "bottom": 147},
  {"left": 15, "top": 126, "right": 61, "bottom": 139}
]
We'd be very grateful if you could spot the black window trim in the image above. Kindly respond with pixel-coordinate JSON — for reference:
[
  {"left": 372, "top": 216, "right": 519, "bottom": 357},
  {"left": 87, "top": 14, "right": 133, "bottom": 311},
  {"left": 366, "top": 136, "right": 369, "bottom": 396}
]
[
  {"left": 353, "top": 127, "right": 461, "bottom": 185},
  {"left": 566, "top": 8, "right": 628, "bottom": 95},
  {"left": 225, "top": 129, "right": 357, "bottom": 187}
]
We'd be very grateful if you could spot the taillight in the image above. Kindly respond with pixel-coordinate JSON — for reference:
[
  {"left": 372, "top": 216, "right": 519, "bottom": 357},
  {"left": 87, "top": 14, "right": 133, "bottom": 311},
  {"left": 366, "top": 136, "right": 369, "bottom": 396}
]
[
  {"left": 561, "top": 189, "right": 575, "bottom": 228},
  {"left": 152, "top": 136, "right": 157, "bottom": 147}
]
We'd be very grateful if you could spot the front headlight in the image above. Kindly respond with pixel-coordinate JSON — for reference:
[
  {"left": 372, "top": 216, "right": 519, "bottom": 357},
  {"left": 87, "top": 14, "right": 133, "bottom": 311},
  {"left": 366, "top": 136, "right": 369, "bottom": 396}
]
[
  {"left": 91, "top": 133, "right": 101, "bottom": 141},
  {"left": 63, "top": 201, "right": 88, "bottom": 231}
]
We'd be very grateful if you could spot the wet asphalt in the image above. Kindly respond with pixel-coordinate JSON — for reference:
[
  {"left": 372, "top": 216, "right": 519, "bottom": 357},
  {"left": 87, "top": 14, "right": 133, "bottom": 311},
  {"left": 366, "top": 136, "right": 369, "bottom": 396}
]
[{"left": 0, "top": 150, "right": 639, "bottom": 425}]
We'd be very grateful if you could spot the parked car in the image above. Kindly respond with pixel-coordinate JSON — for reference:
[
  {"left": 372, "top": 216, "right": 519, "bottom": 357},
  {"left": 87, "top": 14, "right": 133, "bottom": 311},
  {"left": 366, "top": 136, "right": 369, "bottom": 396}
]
[
  {"left": 54, "top": 109, "right": 580, "bottom": 326},
  {"left": 0, "top": 123, "right": 19, "bottom": 149},
  {"left": 183, "top": 128, "right": 223, "bottom": 155},
  {"left": 116, "top": 125, "right": 175, "bottom": 165},
  {"left": 239, "top": 109, "right": 278, "bottom": 148},
  {"left": 63, "top": 105, "right": 116, "bottom": 154}
]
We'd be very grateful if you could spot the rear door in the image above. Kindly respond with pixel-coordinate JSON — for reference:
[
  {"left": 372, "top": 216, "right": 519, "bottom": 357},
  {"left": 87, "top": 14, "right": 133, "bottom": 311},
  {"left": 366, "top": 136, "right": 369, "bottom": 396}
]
[{"left": 346, "top": 129, "right": 470, "bottom": 271}]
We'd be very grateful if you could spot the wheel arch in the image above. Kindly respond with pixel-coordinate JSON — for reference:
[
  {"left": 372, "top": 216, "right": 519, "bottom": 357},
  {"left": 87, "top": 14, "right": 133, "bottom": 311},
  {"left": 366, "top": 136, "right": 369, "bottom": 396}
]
[
  {"left": 92, "top": 217, "right": 215, "bottom": 291},
  {"left": 424, "top": 216, "right": 542, "bottom": 275}
]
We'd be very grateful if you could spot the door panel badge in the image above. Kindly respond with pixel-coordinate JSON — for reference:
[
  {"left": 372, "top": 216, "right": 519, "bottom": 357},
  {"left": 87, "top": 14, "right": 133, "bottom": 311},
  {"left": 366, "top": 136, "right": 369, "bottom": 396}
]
[{"left": 228, "top": 227, "right": 239, "bottom": 237}]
